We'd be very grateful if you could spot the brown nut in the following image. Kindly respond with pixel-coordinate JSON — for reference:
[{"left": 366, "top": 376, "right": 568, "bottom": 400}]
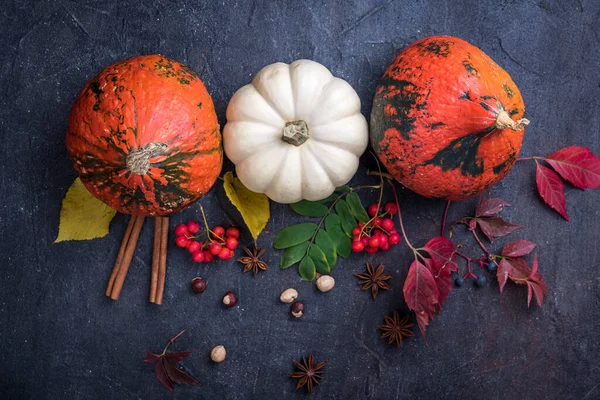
[
  {"left": 279, "top": 288, "right": 298, "bottom": 303},
  {"left": 191, "top": 277, "right": 207, "bottom": 293},
  {"left": 316, "top": 275, "right": 335, "bottom": 292},
  {"left": 223, "top": 291, "right": 237, "bottom": 308},
  {"left": 210, "top": 345, "right": 226, "bottom": 363},
  {"left": 290, "top": 301, "right": 304, "bottom": 318}
]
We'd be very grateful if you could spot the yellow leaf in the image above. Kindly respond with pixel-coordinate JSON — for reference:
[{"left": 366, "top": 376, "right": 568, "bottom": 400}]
[
  {"left": 54, "top": 178, "right": 117, "bottom": 243},
  {"left": 223, "top": 171, "right": 270, "bottom": 240}
]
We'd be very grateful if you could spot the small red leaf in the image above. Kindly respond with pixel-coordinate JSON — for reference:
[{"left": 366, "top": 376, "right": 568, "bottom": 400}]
[
  {"left": 497, "top": 256, "right": 548, "bottom": 307},
  {"left": 403, "top": 259, "right": 439, "bottom": 338},
  {"left": 536, "top": 163, "right": 569, "bottom": 220},
  {"left": 545, "top": 146, "right": 600, "bottom": 189},
  {"left": 156, "top": 359, "right": 174, "bottom": 392},
  {"left": 163, "top": 362, "right": 200, "bottom": 386},
  {"left": 476, "top": 218, "right": 524, "bottom": 242},
  {"left": 143, "top": 351, "right": 161, "bottom": 364},
  {"left": 475, "top": 196, "right": 511, "bottom": 217},
  {"left": 502, "top": 240, "right": 537, "bottom": 257},
  {"left": 423, "top": 236, "right": 457, "bottom": 273},
  {"left": 164, "top": 350, "right": 194, "bottom": 365}
]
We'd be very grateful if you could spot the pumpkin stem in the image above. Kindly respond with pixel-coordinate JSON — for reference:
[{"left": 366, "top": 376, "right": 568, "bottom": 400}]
[
  {"left": 282, "top": 120, "right": 309, "bottom": 146},
  {"left": 494, "top": 110, "right": 530, "bottom": 131},
  {"left": 126, "top": 142, "right": 168, "bottom": 175}
]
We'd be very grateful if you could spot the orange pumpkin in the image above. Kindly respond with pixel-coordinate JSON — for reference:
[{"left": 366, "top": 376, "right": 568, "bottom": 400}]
[
  {"left": 370, "top": 36, "right": 528, "bottom": 200},
  {"left": 66, "top": 55, "right": 222, "bottom": 216}
]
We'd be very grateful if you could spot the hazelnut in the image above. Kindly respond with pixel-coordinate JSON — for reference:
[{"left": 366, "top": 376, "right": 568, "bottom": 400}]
[
  {"left": 191, "top": 277, "right": 207, "bottom": 293},
  {"left": 290, "top": 301, "right": 304, "bottom": 318},
  {"left": 222, "top": 291, "right": 237, "bottom": 308},
  {"left": 279, "top": 288, "right": 298, "bottom": 303},
  {"left": 316, "top": 275, "right": 335, "bottom": 292},
  {"left": 210, "top": 345, "right": 226, "bottom": 363}
]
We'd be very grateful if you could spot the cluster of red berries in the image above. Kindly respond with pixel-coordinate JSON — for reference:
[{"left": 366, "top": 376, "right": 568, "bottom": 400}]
[
  {"left": 174, "top": 221, "right": 240, "bottom": 263},
  {"left": 351, "top": 202, "right": 402, "bottom": 253}
]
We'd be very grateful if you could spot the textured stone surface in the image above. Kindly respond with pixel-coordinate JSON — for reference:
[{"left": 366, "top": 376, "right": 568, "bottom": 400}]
[{"left": 1, "top": 1, "right": 599, "bottom": 399}]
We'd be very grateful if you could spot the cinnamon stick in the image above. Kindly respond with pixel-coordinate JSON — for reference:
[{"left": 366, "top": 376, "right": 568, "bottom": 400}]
[
  {"left": 149, "top": 216, "right": 163, "bottom": 303},
  {"left": 106, "top": 215, "right": 138, "bottom": 296},
  {"left": 109, "top": 215, "right": 145, "bottom": 300},
  {"left": 155, "top": 216, "right": 169, "bottom": 305}
]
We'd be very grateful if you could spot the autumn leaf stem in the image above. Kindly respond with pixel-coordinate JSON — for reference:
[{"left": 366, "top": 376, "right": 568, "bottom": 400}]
[
  {"left": 389, "top": 178, "right": 415, "bottom": 251},
  {"left": 162, "top": 329, "right": 186, "bottom": 355},
  {"left": 471, "top": 229, "right": 490, "bottom": 255},
  {"left": 441, "top": 200, "right": 451, "bottom": 237}
]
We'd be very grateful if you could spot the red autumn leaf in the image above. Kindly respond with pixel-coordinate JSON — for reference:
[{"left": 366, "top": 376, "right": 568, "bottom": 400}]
[
  {"left": 536, "top": 162, "right": 569, "bottom": 220},
  {"left": 422, "top": 236, "right": 458, "bottom": 273},
  {"left": 422, "top": 237, "right": 457, "bottom": 308},
  {"left": 501, "top": 240, "right": 537, "bottom": 257},
  {"left": 497, "top": 256, "right": 548, "bottom": 307},
  {"left": 476, "top": 217, "right": 524, "bottom": 242},
  {"left": 545, "top": 146, "right": 600, "bottom": 190},
  {"left": 403, "top": 259, "right": 439, "bottom": 338},
  {"left": 143, "top": 330, "right": 199, "bottom": 392},
  {"left": 475, "top": 196, "right": 512, "bottom": 217}
]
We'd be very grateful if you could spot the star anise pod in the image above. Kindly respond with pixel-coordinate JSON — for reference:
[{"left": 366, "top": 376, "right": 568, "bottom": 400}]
[
  {"left": 378, "top": 311, "right": 414, "bottom": 347},
  {"left": 353, "top": 262, "right": 391, "bottom": 299},
  {"left": 289, "top": 352, "right": 327, "bottom": 394},
  {"left": 237, "top": 246, "right": 268, "bottom": 276}
]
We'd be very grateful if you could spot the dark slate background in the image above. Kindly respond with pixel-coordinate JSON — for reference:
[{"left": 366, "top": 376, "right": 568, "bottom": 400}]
[{"left": 1, "top": 0, "right": 599, "bottom": 399}]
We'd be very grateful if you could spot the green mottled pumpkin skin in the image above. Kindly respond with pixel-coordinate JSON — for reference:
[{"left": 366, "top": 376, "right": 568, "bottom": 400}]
[
  {"left": 370, "top": 36, "right": 526, "bottom": 200},
  {"left": 66, "top": 55, "right": 222, "bottom": 216}
]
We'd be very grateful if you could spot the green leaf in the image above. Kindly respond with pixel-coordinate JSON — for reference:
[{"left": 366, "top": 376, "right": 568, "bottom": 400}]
[
  {"left": 290, "top": 200, "right": 328, "bottom": 217},
  {"left": 324, "top": 214, "right": 352, "bottom": 258},
  {"left": 335, "top": 200, "right": 356, "bottom": 237},
  {"left": 335, "top": 185, "right": 352, "bottom": 193},
  {"left": 346, "top": 192, "right": 369, "bottom": 223},
  {"left": 316, "top": 230, "right": 336, "bottom": 267},
  {"left": 309, "top": 245, "right": 330, "bottom": 275},
  {"left": 298, "top": 256, "right": 316, "bottom": 281},
  {"left": 280, "top": 242, "right": 310, "bottom": 269},
  {"left": 273, "top": 223, "right": 317, "bottom": 249}
]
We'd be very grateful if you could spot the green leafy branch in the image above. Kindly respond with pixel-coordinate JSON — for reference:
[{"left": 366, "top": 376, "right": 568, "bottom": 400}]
[{"left": 273, "top": 184, "right": 381, "bottom": 280}]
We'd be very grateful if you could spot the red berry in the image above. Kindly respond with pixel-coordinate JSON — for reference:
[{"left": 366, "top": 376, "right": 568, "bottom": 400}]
[
  {"left": 367, "top": 204, "right": 379, "bottom": 218},
  {"left": 389, "top": 232, "right": 402, "bottom": 245},
  {"left": 225, "top": 227, "right": 240, "bottom": 239},
  {"left": 218, "top": 247, "right": 231, "bottom": 260},
  {"left": 366, "top": 246, "right": 378, "bottom": 254},
  {"left": 380, "top": 242, "right": 390, "bottom": 251},
  {"left": 174, "top": 224, "right": 189, "bottom": 237},
  {"left": 374, "top": 217, "right": 382, "bottom": 227},
  {"left": 361, "top": 237, "right": 370, "bottom": 246},
  {"left": 175, "top": 235, "right": 189, "bottom": 248},
  {"left": 209, "top": 242, "right": 222, "bottom": 255},
  {"left": 381, "top": 218, "right": 395, "bottom": 231},
  {"left": 203, "top": 250, "right": 214, "bottom": 263},
  {"left": 187, "top": 220, "right": 201, "bottom": 234},
  {"left": 384, "top": 202, "right": 398, "bottom": 215},
  {"left": 187, "top": 241, "right": 201, "bottom": 253},
  {"left": 192, "top": 251, "right": 205, "bottom": 263},
  {"left": 369, "top": 236, "right": 380, "bottom": 248},
  {"left": 351, "top": 240, "right": 365, "bottom": 252},
  {"left": 358, "top": 221, "right": 365, "bottom": 228},
  {"left": 378, "top": 234, "right": 388, "bottom": 248},
  {"left": 225, "top": 237, "right": 238, "bottom": 250},
  {"left": 212, "top": 226, "right": 225, "bottom": 240},
  {"left": 373, "top": 229, "right": 383, "bottom": 236},
  {"left": 352, "top": 227, "right": 361, "bottom": 237}
]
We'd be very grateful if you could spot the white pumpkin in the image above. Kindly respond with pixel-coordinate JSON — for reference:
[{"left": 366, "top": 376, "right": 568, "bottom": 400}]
[{"left": 223, "top": 60, "right": 369, "bottom": 204}]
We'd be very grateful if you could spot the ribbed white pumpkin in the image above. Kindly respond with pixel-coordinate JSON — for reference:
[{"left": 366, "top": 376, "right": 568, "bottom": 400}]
[{"left": 223, "top": 60, "right": 368, "bottom": 204}]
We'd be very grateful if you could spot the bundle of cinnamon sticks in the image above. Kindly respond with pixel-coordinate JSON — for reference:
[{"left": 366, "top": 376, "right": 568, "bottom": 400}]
[{"left": 106, "top": 215, "right": 169, "bottom": 304}]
